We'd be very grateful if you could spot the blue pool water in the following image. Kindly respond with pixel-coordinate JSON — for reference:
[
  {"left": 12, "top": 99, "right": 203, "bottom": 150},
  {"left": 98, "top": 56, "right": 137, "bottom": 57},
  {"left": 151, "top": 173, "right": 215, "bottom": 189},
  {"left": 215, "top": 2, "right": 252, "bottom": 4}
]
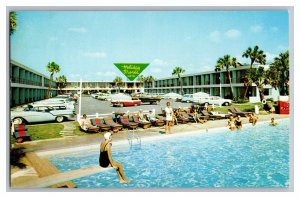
[{"left": 49, "top": 119, "right": 290, "bottom": 188}]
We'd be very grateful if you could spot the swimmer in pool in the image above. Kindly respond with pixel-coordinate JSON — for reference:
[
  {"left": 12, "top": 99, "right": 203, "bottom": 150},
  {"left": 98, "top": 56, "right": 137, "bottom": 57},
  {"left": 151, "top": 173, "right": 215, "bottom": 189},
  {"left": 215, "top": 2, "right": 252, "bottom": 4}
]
[
  {"left": 227, "top": 116, "right": 236, "bottom": 131},
  {"left": 270, "top": 118, "right": 278, "bottom": 126},
  {"left": 99, "top": 132, "right": 130, "bottom": 183},
  {"left": 235, "top": 115, "right": 243, "bottom": 129}
]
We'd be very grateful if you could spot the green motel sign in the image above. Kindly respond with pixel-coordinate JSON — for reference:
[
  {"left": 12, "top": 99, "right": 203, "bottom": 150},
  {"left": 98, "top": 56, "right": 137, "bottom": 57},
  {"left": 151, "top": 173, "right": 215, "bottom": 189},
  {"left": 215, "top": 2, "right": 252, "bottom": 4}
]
[{"left": 114, "top": 63, "right": 149, "bottom": 81}]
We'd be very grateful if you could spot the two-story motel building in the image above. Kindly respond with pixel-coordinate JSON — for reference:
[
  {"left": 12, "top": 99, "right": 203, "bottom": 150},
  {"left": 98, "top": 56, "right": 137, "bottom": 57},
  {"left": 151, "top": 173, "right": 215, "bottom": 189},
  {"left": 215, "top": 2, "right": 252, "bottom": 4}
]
[{"left": 144, "top": 65, "right": 280, "bottom": 102}]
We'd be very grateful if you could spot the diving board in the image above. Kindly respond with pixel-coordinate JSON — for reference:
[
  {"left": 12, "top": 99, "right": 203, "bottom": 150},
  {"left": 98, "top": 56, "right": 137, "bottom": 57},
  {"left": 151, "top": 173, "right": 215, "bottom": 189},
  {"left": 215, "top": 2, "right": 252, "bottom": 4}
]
[{"left": 13, "top": 165, "right": 113, "bottom": 188}]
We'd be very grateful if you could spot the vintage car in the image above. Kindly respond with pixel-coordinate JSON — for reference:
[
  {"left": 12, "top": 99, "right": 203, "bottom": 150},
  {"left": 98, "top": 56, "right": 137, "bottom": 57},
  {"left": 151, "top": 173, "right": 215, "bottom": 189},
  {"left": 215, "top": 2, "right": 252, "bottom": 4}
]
[
  {"left": 11, "top": 105, "right": 76, "bottom": 124},
  {"left": 110, "top": 93, "right": 141, "bottom": 107}
]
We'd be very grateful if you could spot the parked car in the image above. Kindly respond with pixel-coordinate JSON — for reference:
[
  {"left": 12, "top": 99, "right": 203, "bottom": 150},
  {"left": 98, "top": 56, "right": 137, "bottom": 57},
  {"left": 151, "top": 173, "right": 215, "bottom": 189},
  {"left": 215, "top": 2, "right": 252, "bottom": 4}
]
[
  {"left": 110, "top": 93, "right": 141, "bottom": 107},
  {"left": 11, "top": 105, "right": 76, "bottom": 124},
  {"left": 162, "top": 93, "right": 183, "bottom": 100},
  {"left": 182, "top": 94, "right": 193, "bottom": 103},
  {"left": 33, "top": 99, "right": 75, "bottom": 110},
  {"left": 193, "top": 96, "right": 232, "bottom": 106},
  {"left": 97, "top": 93, "right": 111, "bottom": 101}
]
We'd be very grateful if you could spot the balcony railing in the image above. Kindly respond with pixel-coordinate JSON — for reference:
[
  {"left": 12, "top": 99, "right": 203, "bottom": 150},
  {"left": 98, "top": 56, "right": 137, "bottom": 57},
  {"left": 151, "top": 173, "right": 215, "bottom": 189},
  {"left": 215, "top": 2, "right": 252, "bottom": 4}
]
[{"left": 11, "top": 77, "right": 43, "bottom": 86}]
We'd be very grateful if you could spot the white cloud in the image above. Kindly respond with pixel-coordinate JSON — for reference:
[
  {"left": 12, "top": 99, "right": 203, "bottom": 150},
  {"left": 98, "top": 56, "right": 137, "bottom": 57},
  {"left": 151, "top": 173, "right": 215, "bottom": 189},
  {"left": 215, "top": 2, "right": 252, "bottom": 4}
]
[
  {"left": 250, "top": 25, "right": 263, "bottom": 33},
  {"left": 224, "top": 29, "right": 241, "bottom": 39},
  {"left": 208, "top": 31, "right": 221, "bottom": 43},
  {"left": 151, "top": 58, "right": 168, "bottom": 66},
  {"left": 271, "top": 26, "right": 278, "bottom": 32},
  {"left": 83, "top": 52, "right": 107, "bottom": 58},
  {"left": 150, "top": 67, "right": 163, "bottom": 73},
  {"left": 68, "top": 27, "right": 87, "bottom": 33},
  {"left": 97, "top": 71, "right": 117, "bottom": 77}
]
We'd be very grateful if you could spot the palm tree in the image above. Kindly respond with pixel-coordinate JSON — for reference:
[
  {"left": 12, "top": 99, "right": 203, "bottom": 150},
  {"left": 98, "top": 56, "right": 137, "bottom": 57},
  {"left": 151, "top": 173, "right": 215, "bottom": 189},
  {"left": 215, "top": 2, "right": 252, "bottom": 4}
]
[
  {"left": 56, "top": 75, "right": 67, "bottom": 94},
  {"left": 172, "top": 66, "right": 185, "bottom": 95},
  {"left": 145, "top": 75, "right": 155, "bottom": 94},
  {"left": 46, "top": 62, "right": 60, "bottom": 98},
  {"left": 242, "top": 45, "right": 266, "bottom": 99},
  {"left": 113, "top": 76, "right": 123, "bottom": 93},
  {"left": 215, "top": 55, "right": 241, "bottom": 99},
  {"left": 271, "top": 51, "right": 289, "bottom": 95},
  {"left": 248, "top": 67, "right": 266, "bottom": 101},
  {"left": 10, "top": 11, "right": 17, "bottom": 35},
  {"left": 137, "top": 75, "right": 145, "bottom": 83}
]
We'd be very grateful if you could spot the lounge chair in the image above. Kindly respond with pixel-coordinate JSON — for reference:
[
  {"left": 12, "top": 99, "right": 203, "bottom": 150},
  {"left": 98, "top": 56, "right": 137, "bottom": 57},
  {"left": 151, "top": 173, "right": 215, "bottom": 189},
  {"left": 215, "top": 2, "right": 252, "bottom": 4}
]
[
  {"left": 146, "top": 115, "right": 165, "bottom": 126},
  {"left": 228, "top": 107, "right": 250, "bottom": 117},
  {"left": 234, "top": 107, "right": 252, "bottom": 117},
  {"left": 200, "top": 110, "right": 222, "bottom": 120},
  {"left": 175, "top": 111, "right": 190, "bottom": 124},
  {"left": 13, "top": 124, "right": 31, "bottom": 143},
  {"left": 90, "top": 118, "right": 111, "bottom": 132},
  {"left": 103, "top": 116, "right": 123, "bottom": 132},
  {"left": 209, "top": 111, "right": 231, "bottom": 119},
  {"left": 132, "top": 114, "right": 152, "bottom": 129},
  {"left": 119, "top": 115, "right": 138, "bottom": 129}
]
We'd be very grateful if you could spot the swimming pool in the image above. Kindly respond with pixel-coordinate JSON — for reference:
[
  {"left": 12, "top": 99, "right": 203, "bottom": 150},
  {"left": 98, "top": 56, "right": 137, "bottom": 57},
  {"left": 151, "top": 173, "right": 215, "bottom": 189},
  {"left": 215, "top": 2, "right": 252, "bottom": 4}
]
[{"left": 48, "top": 119, "right": 290, "bottom": 188}]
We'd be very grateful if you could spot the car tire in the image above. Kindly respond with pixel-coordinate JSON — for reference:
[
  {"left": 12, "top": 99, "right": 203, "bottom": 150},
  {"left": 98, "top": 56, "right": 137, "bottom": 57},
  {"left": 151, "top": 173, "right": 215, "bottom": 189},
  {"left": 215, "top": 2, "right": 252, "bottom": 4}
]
[
  {"left": 13, "top": 117, "right": 25, "bottom": 124},
  {"left": 56, "top": 116, "right": 64, "bottom": 123},
  {"left": 120, "top": 103, "right": 124, "bottom": 107},
  {"left": 223, "top": 102, "right": 230, "bottom": 106},
  {"left": 205, "top": 102, "right": 209, "bottom": 106},
  {"left": 187, "top": 100, "right": 190, "bottom": 103}
]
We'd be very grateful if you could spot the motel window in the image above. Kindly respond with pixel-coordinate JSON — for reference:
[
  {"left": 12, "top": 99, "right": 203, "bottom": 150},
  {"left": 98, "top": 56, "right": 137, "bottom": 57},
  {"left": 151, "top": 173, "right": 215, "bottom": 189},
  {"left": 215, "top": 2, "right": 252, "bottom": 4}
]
[{"left": 263, "top": 88, "right": 272, "bottom": 96}]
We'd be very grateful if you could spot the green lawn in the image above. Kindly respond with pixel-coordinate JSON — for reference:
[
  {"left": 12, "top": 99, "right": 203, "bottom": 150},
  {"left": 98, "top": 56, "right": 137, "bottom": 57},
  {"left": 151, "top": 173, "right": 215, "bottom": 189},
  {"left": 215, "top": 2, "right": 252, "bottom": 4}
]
[
  {"left": 213, "top": 102, "right": 264, "bottom": 114},
  {"left": 11, "top": 123, "right": 64, "bottom": 144}
]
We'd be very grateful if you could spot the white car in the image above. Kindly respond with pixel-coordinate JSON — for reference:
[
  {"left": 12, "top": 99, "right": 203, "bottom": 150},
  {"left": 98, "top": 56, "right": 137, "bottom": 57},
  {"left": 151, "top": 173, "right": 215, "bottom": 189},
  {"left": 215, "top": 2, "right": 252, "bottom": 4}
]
[
  {"left": 162, "top": 93, "right": 183, "bottom": 100},
  {"left": 11, "top": 105, "right": 76, "bottom": 124},
  {"left": 97, "top": 93, "right": 111, "bottom": 101},
  {"left": 193, "top": 96, "right": 232, "bottom": 106},
  {"left": 181, "top": 94, "right": 193, "bottom": 103}
]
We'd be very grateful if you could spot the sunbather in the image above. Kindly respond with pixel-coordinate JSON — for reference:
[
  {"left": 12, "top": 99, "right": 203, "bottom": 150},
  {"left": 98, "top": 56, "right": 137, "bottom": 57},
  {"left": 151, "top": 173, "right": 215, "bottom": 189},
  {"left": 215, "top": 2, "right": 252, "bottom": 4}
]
[
  {"left": 99, "top": 132, "right": 130, "bottom": 184},
  {"left": 227, "top": 116, "right": 236, "bottom": 131},
  {"left": 80, "top": 114, "right": 99, "bottom": 132},
  {"left": 138, "top": 109, "right": 147, "bottom": 122}
]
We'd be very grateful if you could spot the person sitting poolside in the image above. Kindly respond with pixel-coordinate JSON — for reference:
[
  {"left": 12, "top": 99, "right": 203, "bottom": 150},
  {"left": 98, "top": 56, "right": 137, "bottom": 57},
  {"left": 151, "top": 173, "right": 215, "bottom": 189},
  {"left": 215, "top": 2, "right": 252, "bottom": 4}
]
[
  {"left": 138, "top": 109, "right": 147, "bottom": 122},
  {"left": 148, "top": 109, "right": 158, "bottom": 121},
  {"left": 235, "top": 115, "right": 242, "bottom": 129},
  {"left": 270, "top": 118, "right": 278, "bottom": 126},
  {"left": 99, "top": 132, "right": 130, "bottom": 184},
  {"left": 249, "top": 112, "right": 258, "bottom": 126},
  {"left": 80, "top": 114, "right": 99, "bottom": 132},
  {"left": 227, "top": 116, "right": 236, "bottom": 131}
]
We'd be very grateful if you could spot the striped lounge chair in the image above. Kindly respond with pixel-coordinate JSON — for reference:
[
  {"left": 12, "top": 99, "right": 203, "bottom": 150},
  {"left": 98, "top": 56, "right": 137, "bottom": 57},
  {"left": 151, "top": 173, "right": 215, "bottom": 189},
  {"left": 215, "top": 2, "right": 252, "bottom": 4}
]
[
  {"left": 90, "top": 118, "right": 111, "bottom": 132},
  {"left": 119, "top": 115, "right": 138, "bottom": 129},
  {"left": 132, "top": 114, "right": 151, "bottom": 129},
  {"left": 13, "top": 124, "right": 30, "bottom": 143},
  {"left": 103, "top": 116, "right": 123, "bottom": 132}
]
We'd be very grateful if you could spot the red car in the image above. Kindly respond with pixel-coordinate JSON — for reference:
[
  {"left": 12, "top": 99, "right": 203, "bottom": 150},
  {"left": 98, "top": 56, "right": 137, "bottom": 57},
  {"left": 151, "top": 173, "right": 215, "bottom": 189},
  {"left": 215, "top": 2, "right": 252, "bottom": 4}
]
[{"left": 111, "top": 99, "right": 141, "bottom": 107}]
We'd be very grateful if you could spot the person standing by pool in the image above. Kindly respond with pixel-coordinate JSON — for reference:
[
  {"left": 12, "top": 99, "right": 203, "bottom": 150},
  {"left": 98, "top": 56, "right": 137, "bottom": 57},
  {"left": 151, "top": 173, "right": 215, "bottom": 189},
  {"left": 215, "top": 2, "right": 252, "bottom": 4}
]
[
  {"left": 165, "top": 102, "right": 174, "bottom": 134},
  {"left": 227, "top": 116, "right": 236, "bottom": 131},
  {"left": 235, "top": 115, "right": 242, "bottom": 129},
  {"left": 99, "top": 132, "right": 130, "bottom": 184}
]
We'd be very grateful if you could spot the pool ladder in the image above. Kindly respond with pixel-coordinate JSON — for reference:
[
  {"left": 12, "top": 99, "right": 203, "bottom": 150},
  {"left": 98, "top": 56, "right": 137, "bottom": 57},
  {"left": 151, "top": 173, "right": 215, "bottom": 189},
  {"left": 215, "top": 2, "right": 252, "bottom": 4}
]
[{"left": 125, "top": 129, "right": 141, "bottom": 147}]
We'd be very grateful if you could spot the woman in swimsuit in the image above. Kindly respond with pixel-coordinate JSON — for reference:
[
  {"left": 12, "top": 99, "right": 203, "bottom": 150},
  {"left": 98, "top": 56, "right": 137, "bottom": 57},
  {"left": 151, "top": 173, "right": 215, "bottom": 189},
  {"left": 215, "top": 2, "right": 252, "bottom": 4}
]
[
  {"left": 227, "top": 116, "right": 236, "bottom": 131},
  {"left": 99, "top": 132, "right": 130, "bottom": 183},
  {"left": 235, "top": 115, "right": 243, "bottom": 129}
]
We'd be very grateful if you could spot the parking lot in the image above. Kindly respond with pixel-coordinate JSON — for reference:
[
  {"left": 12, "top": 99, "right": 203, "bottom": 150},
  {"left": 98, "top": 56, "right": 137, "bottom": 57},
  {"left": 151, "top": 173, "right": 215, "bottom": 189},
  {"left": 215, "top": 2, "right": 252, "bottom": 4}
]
[{"left": 75, "top": 96, "right": 193, "bottom": 115}]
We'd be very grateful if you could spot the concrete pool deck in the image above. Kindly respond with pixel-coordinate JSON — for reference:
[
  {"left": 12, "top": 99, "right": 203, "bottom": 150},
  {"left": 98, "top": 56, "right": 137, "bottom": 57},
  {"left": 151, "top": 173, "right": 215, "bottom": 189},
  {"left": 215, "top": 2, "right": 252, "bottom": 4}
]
[{"left": 10, "top": 114, "right": 290, "bottom": 188}]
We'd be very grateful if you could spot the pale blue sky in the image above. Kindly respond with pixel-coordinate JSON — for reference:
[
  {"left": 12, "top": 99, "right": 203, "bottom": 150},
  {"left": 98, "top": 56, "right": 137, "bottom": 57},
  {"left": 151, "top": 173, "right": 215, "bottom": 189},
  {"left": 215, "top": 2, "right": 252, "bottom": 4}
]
[{"left": 10, "top": 11, "right": 289, "bottom": 81}]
